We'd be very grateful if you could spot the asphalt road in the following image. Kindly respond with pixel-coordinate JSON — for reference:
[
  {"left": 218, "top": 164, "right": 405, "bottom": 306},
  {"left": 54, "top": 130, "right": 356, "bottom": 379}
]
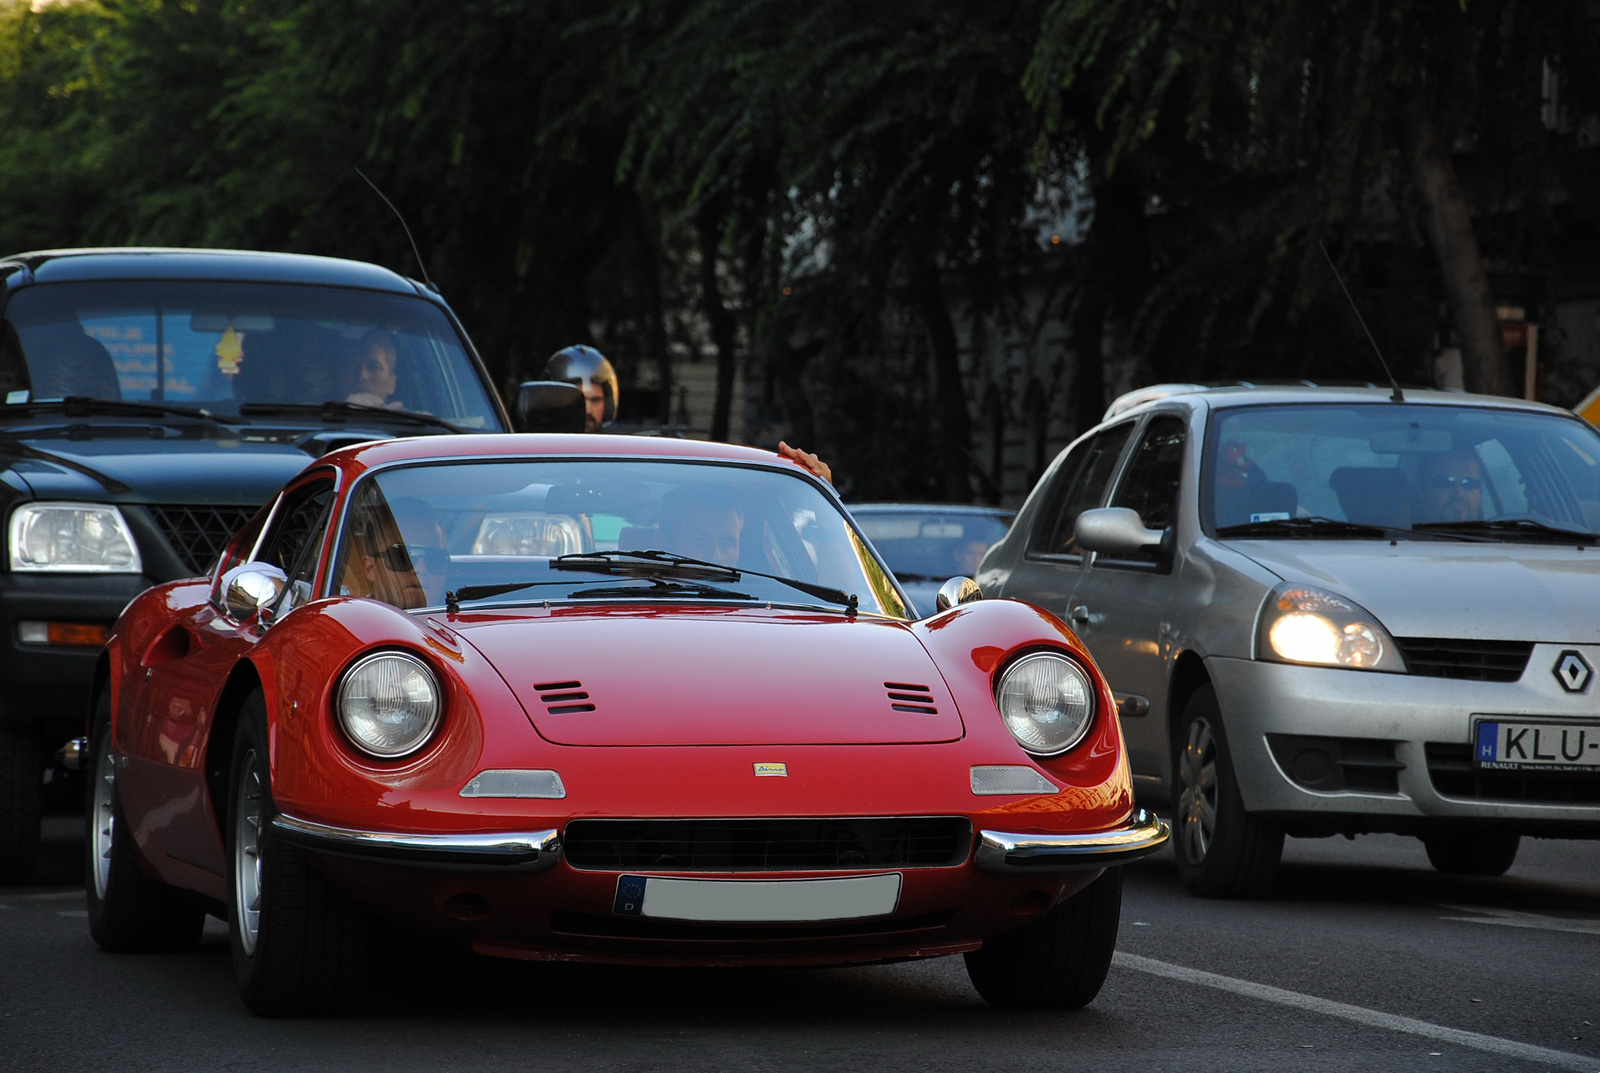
[{"left": 3, "top": 816, "right": 1598, "bottom": 1073}]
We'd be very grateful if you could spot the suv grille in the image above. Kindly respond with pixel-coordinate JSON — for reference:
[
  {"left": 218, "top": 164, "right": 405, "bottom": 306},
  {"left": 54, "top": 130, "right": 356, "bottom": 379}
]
[
  {"left": 563, "top": 817, "right": 972, "bottom": 872},
  {"left": 1395, "top": 637, "right": 1534, "bottom": 682},
  {"left": 147, "top": 505, "right": 258, "bottom": 575},
  {"left": 1425, "top": 743, "right": 1600, "bottom": 804}
]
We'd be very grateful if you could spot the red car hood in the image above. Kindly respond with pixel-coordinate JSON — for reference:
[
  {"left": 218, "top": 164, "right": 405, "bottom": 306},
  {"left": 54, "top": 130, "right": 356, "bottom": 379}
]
[{"left": 449, "top": 607, "right": 967, "bottom": 746}]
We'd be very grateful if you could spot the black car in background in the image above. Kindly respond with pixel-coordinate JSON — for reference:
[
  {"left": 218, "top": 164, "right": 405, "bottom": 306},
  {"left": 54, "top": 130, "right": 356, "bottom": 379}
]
[
  {"left": 0, "top": 247, "right": 513, "bottom": 881},
  {"left": 849, "top": 503, "right": 1014, "bottom": 617}
]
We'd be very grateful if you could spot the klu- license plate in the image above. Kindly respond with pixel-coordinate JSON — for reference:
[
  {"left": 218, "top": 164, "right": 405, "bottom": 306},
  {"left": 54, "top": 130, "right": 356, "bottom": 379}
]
[
  {"left": 1474, "top": 718, "right": 1600, "bottom": 772},
  {"left": 612, "top": 872, "right": 902, "bottom": 922}
]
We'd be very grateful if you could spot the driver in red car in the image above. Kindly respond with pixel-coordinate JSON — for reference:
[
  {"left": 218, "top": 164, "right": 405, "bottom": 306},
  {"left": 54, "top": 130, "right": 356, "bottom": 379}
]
[{"left": 354, "top": 497, "right": 450, "bottom": 609}]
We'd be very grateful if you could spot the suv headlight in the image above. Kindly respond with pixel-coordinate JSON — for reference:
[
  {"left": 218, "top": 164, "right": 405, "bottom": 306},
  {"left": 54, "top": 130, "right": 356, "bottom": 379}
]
[
  {"left": 995, "top": 652, "right": 1098, "bottom": 756},
  {"left": 8, "top": 502, "right": 142, "bottom": 573},
  {"left": 1255, "top": 583, "right": 1406, "bottom": 672},
  {"left": 336, "top": 651, "right": 442, "bottom": 758}
]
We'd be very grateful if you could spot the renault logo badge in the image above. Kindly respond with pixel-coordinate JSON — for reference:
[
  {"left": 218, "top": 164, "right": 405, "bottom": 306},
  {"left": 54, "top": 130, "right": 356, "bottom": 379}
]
[{"left": 1553, "top": 650, "right": 1593, "bottom": 694}]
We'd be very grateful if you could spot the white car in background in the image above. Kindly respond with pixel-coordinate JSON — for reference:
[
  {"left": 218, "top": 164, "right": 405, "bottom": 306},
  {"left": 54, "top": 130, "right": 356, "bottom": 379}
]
[{"left": 979, "top": 384, "right": 1600, "bottom": 897}]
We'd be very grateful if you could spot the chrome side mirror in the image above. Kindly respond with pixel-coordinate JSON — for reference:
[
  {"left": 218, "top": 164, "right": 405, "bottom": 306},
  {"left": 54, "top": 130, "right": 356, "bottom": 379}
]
[
  {"left": 935, "top": 576, "right": 983, "bottom": 612},
  {"left": 1074, "top": 507, "right": 1164, "bottom": 556},
  {"left": 221, "top": 563, "right": 288, "bottom": 622}
]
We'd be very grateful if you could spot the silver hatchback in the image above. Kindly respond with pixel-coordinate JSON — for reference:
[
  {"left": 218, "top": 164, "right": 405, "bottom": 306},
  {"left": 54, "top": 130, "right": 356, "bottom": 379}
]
[{"left": 978, "top": 385, "right": 1600, "bottom": 897}]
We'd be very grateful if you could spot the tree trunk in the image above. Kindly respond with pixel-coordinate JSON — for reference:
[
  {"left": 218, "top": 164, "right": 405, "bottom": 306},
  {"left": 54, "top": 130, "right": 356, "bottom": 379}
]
[
  {"left": 1401, "top": 93, "right": 1511, "bottom": 397},
  {"left": 696, "top": 210, "right": 740, "bottom": 443},
  {"left": 911, "top": 254, "right": 973, "bottom": 502}
]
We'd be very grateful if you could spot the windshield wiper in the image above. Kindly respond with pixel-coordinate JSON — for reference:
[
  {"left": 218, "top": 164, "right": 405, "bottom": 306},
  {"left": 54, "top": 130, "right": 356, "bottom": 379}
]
[
  {"left": 567, "top": 577, "right": 754, "bottom": 602},
  {"left": 552, "top": 549, "right": 860, "bottom": 612},
  {"left": 13, "top": 396, "right": 242, "bottom": 431},
  {"left": 237, "top": 400, "right": 460, "bottom": 433},
  {"left": 1410, "top": 518, "right": 1599, "bottom": 544},
  {"left": 1215, "top": 516, "right": 1395, "bottom": 539}
]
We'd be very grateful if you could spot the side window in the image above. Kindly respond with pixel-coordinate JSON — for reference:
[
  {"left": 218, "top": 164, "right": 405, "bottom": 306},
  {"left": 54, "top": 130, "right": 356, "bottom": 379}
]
[
  {"left": 1028, "top": 423, "right": 1134, "bottom": 557},
  {"left": 1105, "top": 414, "right": 1187, "bottom": 565},
  {"left": 209, "top": 505, "right": 271, "bottom": 604},
  {"left": 256, "top": 477, "right": 336, "bottom": 583}
]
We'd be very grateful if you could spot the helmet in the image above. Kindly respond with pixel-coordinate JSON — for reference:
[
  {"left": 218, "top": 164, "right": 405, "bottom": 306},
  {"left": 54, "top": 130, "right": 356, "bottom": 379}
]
[{"left": 544, "top": 345, "right": 618, "bottom": 427}]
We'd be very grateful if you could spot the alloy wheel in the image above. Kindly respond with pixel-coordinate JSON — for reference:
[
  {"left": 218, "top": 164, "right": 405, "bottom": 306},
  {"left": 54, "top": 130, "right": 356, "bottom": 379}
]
[
  {"left": 232, "top": 750, "right": 265, "bottom": 956},
  {"left": 90, "top": 735, "right": 117, "bottom": 900},
  {"left": 1177, "top": 717, "right": 1219, "bottom": 864}
]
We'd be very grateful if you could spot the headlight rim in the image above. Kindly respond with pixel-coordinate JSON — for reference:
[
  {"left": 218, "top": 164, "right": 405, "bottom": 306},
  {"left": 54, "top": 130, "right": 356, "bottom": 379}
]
[
  {"left": 993, "top": 649, "right": 1100, "bottom": 758},
  {"left": 7, "top": 501, "right": 143, "bottom": 574},
  {"left": 1254, "top": 581, "right": 1407, "bottom": 673},
  {"left": 335, "top": 648, "right": 444, "bottom": 761}
]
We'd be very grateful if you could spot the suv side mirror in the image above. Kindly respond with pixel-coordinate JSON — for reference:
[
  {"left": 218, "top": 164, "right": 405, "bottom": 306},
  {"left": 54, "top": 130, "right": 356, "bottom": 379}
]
[
  {"left": 513, "top": 381, "right": 586, "bottom": 433},
  {"left": 221, "top": 563, "right": 287, "bottom": 622},
  {"left": 1074, "top": 507, "right": 1165, "bottom": 556}
]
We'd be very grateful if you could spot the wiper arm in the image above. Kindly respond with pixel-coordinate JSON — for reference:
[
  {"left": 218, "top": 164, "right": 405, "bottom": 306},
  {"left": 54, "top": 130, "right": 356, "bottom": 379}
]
[
  {"left": 18, "top": 396, "right": 242, "bottom": 430},
  {"left": 553, "top": 549, "right": 860, "bottom": 612},
  {"left": 1412, "top": 518, "right": 1599, "bottom": 543},
  {"left": 1216, "top": 515, "right": 1393, "bottom": 539},
  {"left": 237, "top": 400, "right": 460, "bottom": 433},
  {"left": 568, "top": 577, "right": 754, "bottom": 601}
]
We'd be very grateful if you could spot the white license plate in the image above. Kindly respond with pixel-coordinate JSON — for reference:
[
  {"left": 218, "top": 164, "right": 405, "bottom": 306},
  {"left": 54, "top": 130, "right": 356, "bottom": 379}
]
[
  {"left": 612, "top": 872, "right": 902, "bottom": 923},
  {"left": 1474, "top": 719, "right": 1600, "bottom": 771}
]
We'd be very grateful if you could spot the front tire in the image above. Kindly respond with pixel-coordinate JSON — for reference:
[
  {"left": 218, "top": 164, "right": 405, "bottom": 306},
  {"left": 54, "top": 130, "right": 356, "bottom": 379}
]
[
  {"left": 227, "top": 693, "right": 370, "bottom": 1016},
  {"left": 0, "top": 724, "right": 42, "bottom": 885},
  {"left": 1172, "top": 684, "right": 1283, "bottom": 898},
  {"left": 85, "top": 691, "right": 205, "bottom": 952},
  {"left": 964, "top": 867, "right": 1122, "bottom": 1009},
  {"left": 1423, "top": 833, "right": 1520, "bottom": 877}
]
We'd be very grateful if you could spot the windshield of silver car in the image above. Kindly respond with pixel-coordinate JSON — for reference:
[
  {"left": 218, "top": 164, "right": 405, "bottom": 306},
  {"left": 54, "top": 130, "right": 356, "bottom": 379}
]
[
  {"left": 1204, "top": 403, "right": 1600, "bottom": 539},
  {"left": 0, "top": 280, "right": 500, "bottom": 428},
  {"left": 329, "top": 459, "right": 909, "bottom": 616}
]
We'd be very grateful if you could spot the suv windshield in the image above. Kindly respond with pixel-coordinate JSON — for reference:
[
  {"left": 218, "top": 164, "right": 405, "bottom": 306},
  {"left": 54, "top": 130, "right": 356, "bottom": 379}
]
[
  {"left": 1205, "top": 403, "right": 1600, "bottom": 540},
  {"left": 0, "top": 280, "right": 500, "bottom": 428},
  {"left": 329, "top": 458, "right": 908, "bottom": 617}
]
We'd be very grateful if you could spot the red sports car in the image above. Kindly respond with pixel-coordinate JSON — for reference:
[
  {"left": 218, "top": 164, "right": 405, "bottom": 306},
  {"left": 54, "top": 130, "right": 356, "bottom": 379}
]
[{"left": 81, "top": 434, "right": 1167, "bottom": 1015}]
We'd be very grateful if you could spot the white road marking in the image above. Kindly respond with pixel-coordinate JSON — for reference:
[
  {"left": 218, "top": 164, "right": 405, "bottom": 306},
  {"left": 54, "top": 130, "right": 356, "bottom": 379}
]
[
  {"left": 1115, "top": 952, "right": 1600, "bottom": 1072},
  {"left": 1437, "top": 904, "right": 1600, "bottom": 937},
  {"left": 0, "top": 890, "right": 81, "bottom": 902}
]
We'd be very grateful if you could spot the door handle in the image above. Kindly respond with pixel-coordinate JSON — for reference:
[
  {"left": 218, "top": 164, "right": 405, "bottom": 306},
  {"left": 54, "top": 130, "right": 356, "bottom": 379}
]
[{"left": 1068, "top": 604, "right": 1089, "bottom": 625}]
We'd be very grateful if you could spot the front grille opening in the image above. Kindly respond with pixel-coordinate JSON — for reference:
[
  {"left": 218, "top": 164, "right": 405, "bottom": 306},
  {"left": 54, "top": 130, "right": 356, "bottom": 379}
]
[
  {"left": 536, "top": 680, "right": 594, "bottom": 714},
  {"left": 148, "top": 504, "right": 259, "bottom": 575},
  {"left": 1426, "top": 742, "right": 1600, "bottom": 804},
  {"left": 1396, "top": 638, "right": 1535, "bottom": 682},
  {"left": 1266, "top": 734, "right": 1403, "bottom": 793},
  {"left": 885, "top": 681, "right": 938, "bottom": 715},
  {"left": 563, "top": 817, "right": 972, "bottom": 872}
]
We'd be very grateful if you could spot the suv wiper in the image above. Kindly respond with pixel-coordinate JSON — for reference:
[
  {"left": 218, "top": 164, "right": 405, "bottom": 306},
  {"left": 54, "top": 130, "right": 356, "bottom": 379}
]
[
  {"left": 552, "top": 549, "right": 859, "bottom": 612},
  {"left": 1411, "top": 518, "right": 1599, "bottom": 543},
  {"left": 15, "top": 396, "right": 242, "bottom": 431},
  {"left": 1215, "top": 516, "right": 1394, "bottom": 539},
  {"left": 236, "top": 400, "right": 460, "bottom": 433}
]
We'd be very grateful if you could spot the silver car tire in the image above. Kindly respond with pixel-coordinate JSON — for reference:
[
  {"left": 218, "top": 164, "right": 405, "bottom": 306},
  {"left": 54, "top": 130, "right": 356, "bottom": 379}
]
[
  {"left": 1422, "top": 832, "right": 1520, "bottom": 877},
  {"left": 1173, "top": 684, "right": 1283, "bottom": 898},
  {"left": 227, "top": 692, "right": 370, "bottom": 1017},
  {"left": 84, "top": 690, "right": 205, "bottom": 952}
]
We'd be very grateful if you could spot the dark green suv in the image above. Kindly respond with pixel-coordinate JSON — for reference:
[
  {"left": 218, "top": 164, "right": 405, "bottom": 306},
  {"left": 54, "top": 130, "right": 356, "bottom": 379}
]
[{"left": 0, "top": 247, "right": 512, "bottom": 881}]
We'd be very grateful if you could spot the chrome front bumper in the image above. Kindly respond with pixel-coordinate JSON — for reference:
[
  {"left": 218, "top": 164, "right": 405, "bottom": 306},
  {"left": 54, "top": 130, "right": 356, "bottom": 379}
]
[
  {"left": 272, "top": 814, "right": 563, "bottom": 871},
  {"left": 975, "top": 809, "right": 1170, "bottom": 872}
]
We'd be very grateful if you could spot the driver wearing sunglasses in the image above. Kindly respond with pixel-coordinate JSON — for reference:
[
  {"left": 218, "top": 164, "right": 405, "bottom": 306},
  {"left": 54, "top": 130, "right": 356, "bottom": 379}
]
[
  {"left": 360, "top": 497, "right": 450, "bottom": 609},
  {"left": 1415, "top": 448, "right": 1485, "bottom": 524}
]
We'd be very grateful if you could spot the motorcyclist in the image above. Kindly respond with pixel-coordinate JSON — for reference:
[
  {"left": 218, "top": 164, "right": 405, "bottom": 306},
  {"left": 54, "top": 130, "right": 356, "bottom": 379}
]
[{"left": 545, "top": 345, "right": 619, "bottom": 433}]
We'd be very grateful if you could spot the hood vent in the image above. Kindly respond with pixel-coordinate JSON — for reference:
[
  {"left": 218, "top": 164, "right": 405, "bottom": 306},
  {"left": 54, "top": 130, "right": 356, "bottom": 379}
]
[
  {"left": 886, "top": 681, "right": 938, "bottom": 715},
  {"left": 535, "top": 680, "right": 595, "bottom": 715}
]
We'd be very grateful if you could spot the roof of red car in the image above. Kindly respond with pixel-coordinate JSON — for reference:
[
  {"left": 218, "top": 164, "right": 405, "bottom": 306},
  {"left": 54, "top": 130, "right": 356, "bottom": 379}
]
[{"left": 328, "top": 433, "right": 814, "bottom": 476}]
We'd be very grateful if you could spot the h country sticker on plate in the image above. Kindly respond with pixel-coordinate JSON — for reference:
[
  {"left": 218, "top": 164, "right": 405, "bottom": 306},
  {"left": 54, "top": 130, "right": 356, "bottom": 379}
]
[
  {"left": 612, "top": 872, "right": 901, "bottom": 922},
  {"left": 1474, "top": 718, "right": 1600, "bottom": 772}
]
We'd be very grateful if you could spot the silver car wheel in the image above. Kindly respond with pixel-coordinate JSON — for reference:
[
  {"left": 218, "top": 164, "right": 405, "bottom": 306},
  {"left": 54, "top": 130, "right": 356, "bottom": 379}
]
[
  {"left": 90, "top": 733, "right": 117, "bottom": 901},
  {"left": 1177, "top": 717, "right": 1218, "bottom": 864},
  {"left": 232, "top": 749, "right": 265, "bottom": 957}
]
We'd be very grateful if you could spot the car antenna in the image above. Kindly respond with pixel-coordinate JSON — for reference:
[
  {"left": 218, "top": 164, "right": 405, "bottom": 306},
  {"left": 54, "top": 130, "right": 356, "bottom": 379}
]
[
  {"left": 1319, "top": 240, "right": 1402, "bottom": 403},
  {"left": 353, "top": 167, "right": 437, "bottom": 293}
]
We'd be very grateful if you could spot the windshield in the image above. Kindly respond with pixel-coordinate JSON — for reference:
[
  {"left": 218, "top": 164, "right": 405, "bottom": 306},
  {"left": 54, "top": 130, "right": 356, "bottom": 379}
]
[
  {"left": 854, "top": 509, "right": 1011, "bottom": 579},
  {"left": 329, "top": 459, "right": 909, "bottom": 617},
  {"left": 1204, "top": 403, "right": 1600, "bottom": 539},
  {"left": 0, "top": 280, "right": 501, "bottom": 428}
]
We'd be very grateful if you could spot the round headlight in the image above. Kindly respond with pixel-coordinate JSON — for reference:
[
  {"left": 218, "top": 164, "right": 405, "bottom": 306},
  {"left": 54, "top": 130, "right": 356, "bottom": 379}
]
[
  {"left": 337, "top": 651, "right": 441, "bottom": 759},
  {"left": 995, "top": 652, "right": 1097, "bottom": 756}
]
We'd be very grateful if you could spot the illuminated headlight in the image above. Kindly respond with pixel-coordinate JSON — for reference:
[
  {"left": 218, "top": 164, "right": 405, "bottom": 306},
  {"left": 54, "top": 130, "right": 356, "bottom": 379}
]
[
  {"left": 995, "top": 652, "right": 1097, "bottom": 757},
  {"left": 9, "top": 503, "right": 141, "bottom": 573},
  {"left": 1256, "top": 583, "right": 1406, "bottom": 672},
  {"left": 336, "top": 651, "right": 442, "bottom": 758}
]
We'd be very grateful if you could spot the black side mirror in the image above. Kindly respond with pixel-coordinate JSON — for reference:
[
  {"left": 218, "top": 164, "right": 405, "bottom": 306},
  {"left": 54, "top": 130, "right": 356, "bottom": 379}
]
[{"left": 513, "top": 381, "right": 586, "bottom": 433}]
